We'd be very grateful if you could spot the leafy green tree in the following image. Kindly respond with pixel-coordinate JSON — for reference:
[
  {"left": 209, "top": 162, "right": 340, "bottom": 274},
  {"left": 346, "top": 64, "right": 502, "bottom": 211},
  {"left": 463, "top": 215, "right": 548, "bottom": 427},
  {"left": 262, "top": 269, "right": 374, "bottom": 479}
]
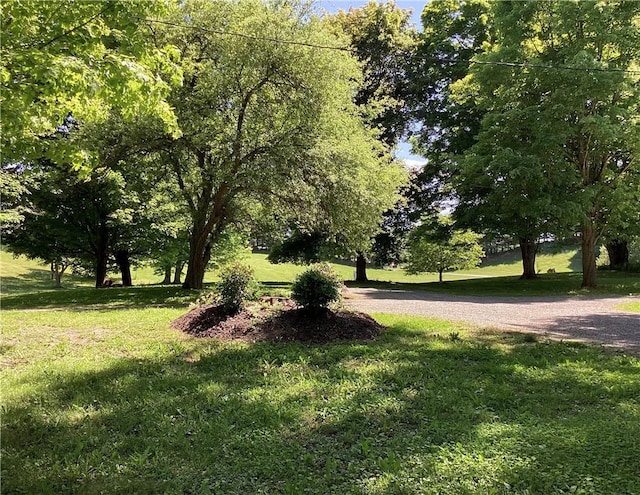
[
  {"left": 408, "top": 0, "right": 492, "bottom": 208},
  {"left": 327, "top": 1, "right": 417, "bottom": 147},
  {"left": 453, "top": 105, "right": 577, "bottom": 279},
  {"left": 406, "top": 217, "right": 484, "bottom": 282},
  {"left": 458, "top": 1, "right": 640, "bottom": 288},
  {"left": 378, "top": 0, "right": 492, "bottom": 281},
  {"left": 325, "top": 1, "right": 416, "bottom": 280},
  {"left": 152, "top": 0, "right": 405, "bottom": 289},
  {"left": 5, "top": 163, "right": 135, "bottom": 287},
  {"left": 1, "top": 0, "right": 179, "bottom": 166}
]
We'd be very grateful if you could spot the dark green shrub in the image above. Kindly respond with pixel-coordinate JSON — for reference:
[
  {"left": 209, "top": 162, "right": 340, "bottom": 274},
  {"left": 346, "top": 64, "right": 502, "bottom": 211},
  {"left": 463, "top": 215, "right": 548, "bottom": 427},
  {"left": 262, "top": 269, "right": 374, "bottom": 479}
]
[
  {"left": 291, "top": 264, "right": 342, "bottom": 310},
  {"left": 217, "top": 262, "right": 258, "bottom": 313}
]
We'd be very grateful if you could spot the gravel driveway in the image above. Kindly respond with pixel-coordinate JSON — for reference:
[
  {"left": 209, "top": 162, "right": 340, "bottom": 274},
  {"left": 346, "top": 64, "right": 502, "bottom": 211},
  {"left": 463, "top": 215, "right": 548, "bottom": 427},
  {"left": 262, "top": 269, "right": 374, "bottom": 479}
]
[{"left": 345, "top": 288, "right": 640, "bottom": 353}]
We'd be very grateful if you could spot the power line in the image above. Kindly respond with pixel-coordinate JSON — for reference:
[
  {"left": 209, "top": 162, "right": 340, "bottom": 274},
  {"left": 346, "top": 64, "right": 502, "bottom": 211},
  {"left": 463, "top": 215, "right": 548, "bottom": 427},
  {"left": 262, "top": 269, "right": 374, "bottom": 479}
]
[
  {"left": 131, "top": 16, "right": 351, "bottom": 52},
  {"left": 464, "top": 58, "right": 640, "bottom": 75},
  {"left": 134, "top": 16, "right": 640, "bottom": 75}
]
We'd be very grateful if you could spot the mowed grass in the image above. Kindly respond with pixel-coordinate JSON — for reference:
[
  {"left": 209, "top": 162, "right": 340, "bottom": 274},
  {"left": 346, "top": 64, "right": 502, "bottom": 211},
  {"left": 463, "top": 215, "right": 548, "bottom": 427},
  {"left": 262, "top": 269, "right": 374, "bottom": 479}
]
[
  {"left": 5, "top": 247, "right": 638, "bottom": 302},
  {"left": 617, "top": 301, "right": 640, "bottom": 313},
  {"left": 2, "top": 305, "right": 639, "bottom": 495}
]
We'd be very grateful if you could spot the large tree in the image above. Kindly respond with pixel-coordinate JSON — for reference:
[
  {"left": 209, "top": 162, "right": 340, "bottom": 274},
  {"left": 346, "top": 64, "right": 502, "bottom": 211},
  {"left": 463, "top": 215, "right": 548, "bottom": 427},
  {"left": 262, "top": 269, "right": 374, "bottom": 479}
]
[
  {"left": 1, "top": 0, "right": 178, "bottom": 167},
  {"left": 460, "top": 0, "right": 640, "bottom": 287},
  {"left": 326, "top": 1, "right": 416, "bottom": 281},
  {"left": 377, "top": 0, "right": 492, "bottom": 279},
  {"left": 327, "top": 1, "right": 417, "bottom": 148},
  {"left": 151, "top": 0, "right": 405, "bottom": 289},
  {"left": 408, "top": 0, "right": 492, "bottom": 207},
  {"left": 453, "top": 101, "right": 577, "bottom": 279},
  {"left": 5, "top": 163, "right": 137, "bottom": 287}
]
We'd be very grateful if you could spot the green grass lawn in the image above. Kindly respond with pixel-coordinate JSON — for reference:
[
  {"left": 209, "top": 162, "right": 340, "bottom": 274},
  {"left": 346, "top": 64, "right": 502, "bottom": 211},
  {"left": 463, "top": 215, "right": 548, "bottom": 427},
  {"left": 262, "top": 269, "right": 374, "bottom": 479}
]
[
  {"left": 5, "top": 246, "right": 638, "bottom": 301},
  {"left": 2, "top": 250, "right": 639, "bottom": 493},
  {"left": 2, "top": 303, "right": 639, "bottom": 494},
  {"left": 617, "top": 301, "right": 640, "bottom": 313}
]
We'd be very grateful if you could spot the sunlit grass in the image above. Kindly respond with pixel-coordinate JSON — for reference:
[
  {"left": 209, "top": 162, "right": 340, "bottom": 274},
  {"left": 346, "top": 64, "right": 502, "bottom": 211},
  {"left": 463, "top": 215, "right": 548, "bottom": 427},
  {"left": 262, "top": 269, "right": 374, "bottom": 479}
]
[
  {"left": 617, "top": 301, "right": 640, "bottom": 313},
  {"left": 2, "top": 309, "right": 638, "bottom": 494},
  {"left": 2, "top": 245, "right": 585, "bottom": 295}
]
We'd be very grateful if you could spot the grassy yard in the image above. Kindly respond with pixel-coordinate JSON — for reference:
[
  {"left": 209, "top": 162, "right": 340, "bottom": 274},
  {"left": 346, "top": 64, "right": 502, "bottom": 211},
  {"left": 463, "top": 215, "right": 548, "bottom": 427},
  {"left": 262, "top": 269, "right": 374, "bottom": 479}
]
[
  {"left": 1, "top": 245, "right": 587, "bottom": 294},
  {"left": 5, "top": 246, "right": 639, "bottom": 302},
  {"left": 2, "top": 284, "right": 640, "bottom": 494},
  {"left": 2, "top": 247, "right": 639, "bottom": 493}
]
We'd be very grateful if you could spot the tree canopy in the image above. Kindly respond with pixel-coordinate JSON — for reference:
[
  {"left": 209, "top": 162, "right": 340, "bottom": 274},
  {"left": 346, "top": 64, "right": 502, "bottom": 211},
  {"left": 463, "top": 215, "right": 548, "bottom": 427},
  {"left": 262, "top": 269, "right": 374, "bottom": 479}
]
[
  {"left": 456, "top": 0, "right": 640, "bottom": 287},
  {"left": 0, "top": 0, "right": 179, "bottom": 166},
  {"left": 148, "top": 0, "right": 405, "bottom": 289},
  {"left": 405, "top": 216, "right": 484, "bottom": 282}
]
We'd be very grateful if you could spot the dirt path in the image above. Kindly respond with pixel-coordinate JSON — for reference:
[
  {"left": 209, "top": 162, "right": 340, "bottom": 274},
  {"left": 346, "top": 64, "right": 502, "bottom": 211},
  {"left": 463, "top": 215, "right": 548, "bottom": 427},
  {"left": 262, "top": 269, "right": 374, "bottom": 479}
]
[{"left": 345, "top": 288, "right": 640, "bottom": 353}]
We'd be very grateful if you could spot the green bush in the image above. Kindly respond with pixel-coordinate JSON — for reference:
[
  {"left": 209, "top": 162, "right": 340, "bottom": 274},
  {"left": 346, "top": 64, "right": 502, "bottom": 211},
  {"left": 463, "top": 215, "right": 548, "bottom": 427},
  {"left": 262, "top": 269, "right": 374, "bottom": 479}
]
[
  {"left": 291, "top": 264, "right": 342, "bottom": 310},
  {"left": 217, "top": 262, "right": 258, "bottom": 313}
]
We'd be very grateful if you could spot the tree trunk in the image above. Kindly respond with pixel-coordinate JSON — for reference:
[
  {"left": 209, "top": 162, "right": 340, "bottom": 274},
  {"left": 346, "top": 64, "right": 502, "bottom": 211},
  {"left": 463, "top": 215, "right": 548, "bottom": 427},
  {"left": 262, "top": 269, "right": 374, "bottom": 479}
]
[
  {"left": 173, "top": 260, "right": 184, "bottom": 284},
  {"left": 519, "top": 237, "right": 538, "bottom": 280},
  {"left": 183, "top": 232, "right": 209, "bottom": 290},
  {"left": 581, "top": 222, "right": 598, "bottom": 288},
  {"left": 355, "top": 252, "right": 368, "bottom": 282},
  {"left": 115, "top": 249, "right": 133, "bottom": 287},
  {"left": 438, "top": 268, "right": 443, "bottom": 283},
  {"left": 606, "top": 239, "right": 629, "bottom": 270},
  {"left": 95, "top": 220, "right": 110, "bottom": 288},
  {"left": 161, "top": 266, "right": 172, "bottom": 285},
  {"left": 53, "top": 261, "right": 66, "bottom": 288}
]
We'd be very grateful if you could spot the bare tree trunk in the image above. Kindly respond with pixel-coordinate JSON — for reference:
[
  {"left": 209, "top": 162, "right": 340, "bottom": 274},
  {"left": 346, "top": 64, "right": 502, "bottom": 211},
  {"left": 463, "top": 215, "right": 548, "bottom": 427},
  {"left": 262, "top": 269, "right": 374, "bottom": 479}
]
[
  {"left": 183, "top": 231, "right": 210, "bottom": 290},
  {"left": 161, "top": 266, "right": 172, "bottom": 285},
  {"left": 355, "top": 252, "right": 368, "bottom": 282},
  {"left": 581, "top": 222, "right": 598, "bottom": 288},
  {"left": 173, "top": 260, "right": 185, "bottom": 284},
  {"left": 438, "top": 268, "right": 444, "bottom": 283},
  {"left": 53, "top": 261, "right": 66, "bottom": 288},
  {"left": 606, "top": 239, "right": 629, "bottom": 270},
  {"left": 519, "top": 237, "right": 538, "bottom": 280},
  {"left": 115, "top": 249, "right": 133, "bottom": 287}
]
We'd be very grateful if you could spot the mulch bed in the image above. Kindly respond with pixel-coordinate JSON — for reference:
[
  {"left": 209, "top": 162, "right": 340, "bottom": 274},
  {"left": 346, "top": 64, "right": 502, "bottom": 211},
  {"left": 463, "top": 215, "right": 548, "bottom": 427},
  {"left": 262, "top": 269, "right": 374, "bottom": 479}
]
[{"left": 171, "top": 298, "right": 384, "bottom": 343}]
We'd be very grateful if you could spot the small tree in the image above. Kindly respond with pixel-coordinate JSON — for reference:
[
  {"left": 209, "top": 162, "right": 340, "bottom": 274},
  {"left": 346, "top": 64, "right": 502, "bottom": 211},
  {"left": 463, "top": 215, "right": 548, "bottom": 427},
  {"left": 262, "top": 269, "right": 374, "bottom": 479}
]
[{"left": 406, "top": 218, "right": 484, "bottom": 282}]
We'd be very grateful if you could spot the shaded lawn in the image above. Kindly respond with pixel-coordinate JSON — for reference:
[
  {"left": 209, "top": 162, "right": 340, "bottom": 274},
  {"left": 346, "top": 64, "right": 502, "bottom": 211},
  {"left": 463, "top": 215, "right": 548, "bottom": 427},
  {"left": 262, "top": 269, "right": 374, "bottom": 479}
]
[
  {"left": 0, "top": 285, "right": 203, "bottom": 311},
  {"left": 2, "top": 308, "right": 639, "bottom": 495},
  {"left": 3, "top": 271, "right": 639, "bottom": 312},
  {"left": 348, "top": 271, "right": 640, "bottom": 297}
]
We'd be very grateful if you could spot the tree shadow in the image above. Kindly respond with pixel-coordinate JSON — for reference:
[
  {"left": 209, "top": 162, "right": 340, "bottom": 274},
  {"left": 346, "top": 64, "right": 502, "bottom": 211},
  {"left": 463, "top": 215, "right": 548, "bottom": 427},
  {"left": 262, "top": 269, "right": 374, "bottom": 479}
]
[
  {"left": 0, "top": 285, "right": 200, "bottom": 310},
  {"left": 533, "top": 313, "right": 640, "bottom": 354},
  {"left": 0, "top": 267, "right": 94, "bottom": 295},
  {"left": 3, "top": 326, "right": 639, "bottom": 494}
]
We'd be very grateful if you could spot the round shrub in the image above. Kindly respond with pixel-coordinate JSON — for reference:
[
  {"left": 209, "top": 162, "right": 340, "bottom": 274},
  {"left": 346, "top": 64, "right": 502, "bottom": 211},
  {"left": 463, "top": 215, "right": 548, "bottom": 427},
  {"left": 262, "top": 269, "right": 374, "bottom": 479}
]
[
  {"left": 217, "top": 262, "right": 258, "bottom": 313},
  {"left": 291, "top": 264, "right": 342, "bottom": 310}
]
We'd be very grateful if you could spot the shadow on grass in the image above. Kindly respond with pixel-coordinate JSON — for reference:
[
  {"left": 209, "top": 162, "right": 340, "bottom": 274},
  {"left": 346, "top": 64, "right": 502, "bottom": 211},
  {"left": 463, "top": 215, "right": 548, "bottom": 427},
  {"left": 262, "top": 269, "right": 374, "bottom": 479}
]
[
  {"left": 346, "top": 271, "right": 640, "bottom": 297},
  {"left": 1, "top": 281, "right": 297, "bottom": 311},
  {"left": 3, "top": 323, "right": 639, "bottom": 494},
  {"left": 0, "top": 285, "right": 202, "bottom": 311},
  {"left": 0, "top": 268, "right": 93, "bottom": 294}
]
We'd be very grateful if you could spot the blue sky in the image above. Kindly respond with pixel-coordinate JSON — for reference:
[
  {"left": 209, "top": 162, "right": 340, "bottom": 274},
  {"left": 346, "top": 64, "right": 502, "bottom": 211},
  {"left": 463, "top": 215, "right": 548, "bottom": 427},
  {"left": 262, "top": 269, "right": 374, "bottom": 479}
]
[
  {"left": 317, "top": 1, "right": 427, "bottom": 167},
  {"left": 317, "top": 0, "right": 426, "bottom": 27}
]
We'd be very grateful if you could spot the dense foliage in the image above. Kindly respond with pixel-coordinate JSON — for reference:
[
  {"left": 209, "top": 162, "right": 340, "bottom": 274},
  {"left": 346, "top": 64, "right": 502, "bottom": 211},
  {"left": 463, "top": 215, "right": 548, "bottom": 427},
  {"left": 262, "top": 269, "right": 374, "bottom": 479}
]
[
  {"left": 291, "top": 264, "right": 342, "bottom": 310},
  {"left": 216, "top": 262, "right": 259, "bottom": 314},
  {"left": 406, "top": 217, "right": 484, "bottom": 282},
  {"left": 2, "top": 0, "right": 638, "bottom": 291}
]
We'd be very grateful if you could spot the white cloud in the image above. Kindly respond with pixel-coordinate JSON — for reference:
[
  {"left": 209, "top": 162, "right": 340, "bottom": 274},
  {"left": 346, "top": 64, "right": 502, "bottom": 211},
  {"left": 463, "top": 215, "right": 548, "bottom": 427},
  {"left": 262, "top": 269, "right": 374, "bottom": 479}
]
[{"left": 403, "top": 158, "right": 426, "bottom": 171}]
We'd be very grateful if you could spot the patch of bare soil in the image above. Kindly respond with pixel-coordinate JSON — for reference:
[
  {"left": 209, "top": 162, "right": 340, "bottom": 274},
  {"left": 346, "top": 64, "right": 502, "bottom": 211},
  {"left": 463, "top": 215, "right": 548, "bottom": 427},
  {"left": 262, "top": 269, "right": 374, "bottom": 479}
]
[{"left": 171, "top": 298, "right": 383, "bottom": 343}]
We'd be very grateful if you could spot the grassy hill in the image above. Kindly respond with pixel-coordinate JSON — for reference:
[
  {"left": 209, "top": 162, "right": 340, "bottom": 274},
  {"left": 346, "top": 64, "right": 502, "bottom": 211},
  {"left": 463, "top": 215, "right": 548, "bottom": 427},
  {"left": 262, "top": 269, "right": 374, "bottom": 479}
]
[{"left": 1, "top": 244, "right": 586, "bottom": 295}]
